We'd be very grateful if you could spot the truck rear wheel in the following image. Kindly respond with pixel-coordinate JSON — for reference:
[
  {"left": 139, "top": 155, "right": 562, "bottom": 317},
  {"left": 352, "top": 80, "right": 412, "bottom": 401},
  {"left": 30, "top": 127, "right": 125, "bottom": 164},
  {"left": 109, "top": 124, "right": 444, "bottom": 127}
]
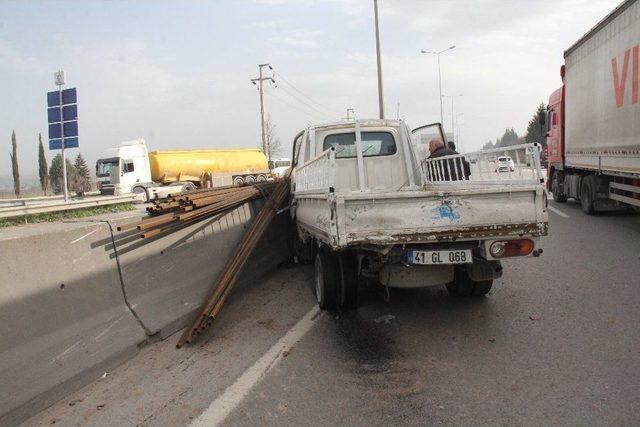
[
  {"left": 314, "top": 250, "right": 338, "bottom": 310},
  {"left": 233, "top": 176, "right": 244, "bottom": 186},
  {"left": 445, "top": 269, "right": 473, "bottom": 297},
  {"left": 471, "top": 280, "right": 493, "bottom": 296},
  {"left": 245, "top": 175, "right": 256, "bottom": 184},
  {"left": 552, "top": 172, "right": 567, "bottom": 203},
  {"left": 338, "top": 252, "right": 358, "bottom": 309},
  {"left": 257, "top": 174, "right": 267, "bottom": 182},
  {"left": 580, "top": 178, "right": 595, "bottom": 215}
]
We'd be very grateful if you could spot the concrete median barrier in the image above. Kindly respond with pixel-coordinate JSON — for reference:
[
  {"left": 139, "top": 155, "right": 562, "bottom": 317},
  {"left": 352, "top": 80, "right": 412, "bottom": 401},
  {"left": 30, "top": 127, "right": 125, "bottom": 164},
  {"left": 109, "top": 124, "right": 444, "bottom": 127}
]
[
  {"left": 0, "top": 198, "right": 292, "bottom": 424},
  {"left": 0, "top": 221, "right": 147, "bottom": 426},
  {"left": 112, "top": 200, "right": 292, "bottom": 339}
]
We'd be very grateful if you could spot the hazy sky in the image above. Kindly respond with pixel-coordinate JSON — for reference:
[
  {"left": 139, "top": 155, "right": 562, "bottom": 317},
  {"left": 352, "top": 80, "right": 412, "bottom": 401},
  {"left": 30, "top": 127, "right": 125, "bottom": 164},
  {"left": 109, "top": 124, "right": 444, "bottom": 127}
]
[{"left": 0, "top": 0, "right": 621, "bottom": 177}]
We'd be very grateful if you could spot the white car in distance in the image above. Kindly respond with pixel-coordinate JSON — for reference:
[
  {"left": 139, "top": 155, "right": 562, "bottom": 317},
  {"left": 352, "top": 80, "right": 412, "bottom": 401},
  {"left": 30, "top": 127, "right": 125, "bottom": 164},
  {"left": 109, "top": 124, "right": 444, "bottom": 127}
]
[{"left": 495, "top": 156, "right": 515, "bottom": 172}]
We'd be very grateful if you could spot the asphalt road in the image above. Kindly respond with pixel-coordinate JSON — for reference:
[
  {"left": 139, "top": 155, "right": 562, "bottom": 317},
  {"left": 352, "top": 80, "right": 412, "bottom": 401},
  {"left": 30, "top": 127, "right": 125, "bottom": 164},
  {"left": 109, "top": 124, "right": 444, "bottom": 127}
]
[{"left": 24, "top": 199, "right": 640, "bottom": 426}]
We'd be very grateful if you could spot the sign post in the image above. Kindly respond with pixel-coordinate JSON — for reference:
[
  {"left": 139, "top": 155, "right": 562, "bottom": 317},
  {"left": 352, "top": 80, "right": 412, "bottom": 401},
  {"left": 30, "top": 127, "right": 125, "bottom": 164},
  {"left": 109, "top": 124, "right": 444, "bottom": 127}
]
[{"left": 47, "top": 71, "right": 79, "bottom": 202}]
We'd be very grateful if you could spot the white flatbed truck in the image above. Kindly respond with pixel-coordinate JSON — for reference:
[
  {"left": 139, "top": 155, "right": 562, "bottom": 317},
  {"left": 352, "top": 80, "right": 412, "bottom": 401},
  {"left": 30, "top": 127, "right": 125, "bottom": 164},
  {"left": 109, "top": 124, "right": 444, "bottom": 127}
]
[{"left": 290, "top": 119, "right": 549, "bottom": 309}]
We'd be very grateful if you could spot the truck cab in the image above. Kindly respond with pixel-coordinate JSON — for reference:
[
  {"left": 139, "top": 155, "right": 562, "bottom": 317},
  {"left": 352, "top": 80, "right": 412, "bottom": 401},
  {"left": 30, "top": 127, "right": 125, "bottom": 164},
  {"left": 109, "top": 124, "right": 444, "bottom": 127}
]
[{"left": 96, "top": 139, "right": 152, "bottom": 196}]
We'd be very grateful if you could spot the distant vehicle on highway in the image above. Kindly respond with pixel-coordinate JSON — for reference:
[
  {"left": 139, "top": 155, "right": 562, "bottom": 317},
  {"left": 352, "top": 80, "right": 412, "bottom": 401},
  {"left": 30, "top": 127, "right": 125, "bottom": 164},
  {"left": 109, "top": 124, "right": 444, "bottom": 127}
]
[
  {"left": 290, "top": 119, "right": 548, "bottom": 310},
  {"left": 542, "top": 0, "right": 640, "bottom": 214},
  {"left": 96, "top": 139, "right": 270, "bottom": 201},
  {"left": 495, "top": 156, "right": 515, "bottom": 172},
  {"left": 268, "top": 158, "right": 292, "bottom": 178}
]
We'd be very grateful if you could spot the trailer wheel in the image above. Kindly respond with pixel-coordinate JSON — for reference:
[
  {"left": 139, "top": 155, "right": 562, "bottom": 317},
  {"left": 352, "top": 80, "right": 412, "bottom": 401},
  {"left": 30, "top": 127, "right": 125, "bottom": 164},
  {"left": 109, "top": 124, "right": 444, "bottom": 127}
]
[
  {"left": 132, "top": 186, "right": 149, "bottom": 203},
  {"left": 338, "top": 252, "right": 358, "bottom": 309},
  {"left": 445, "top": 269, "right": 473, "bottom": 297},
  {"left": 580, "top": 178, "right": 595, "bottom": 215},
  {"left": 552, "top": 172, "right": 567, "bottom": 203},
  {"left": 232, "top": 176, "right": 244, "bottom": 186},
  {"left": 314, "top": 250, "right": 338, "bottom": 310},
  {"left": 181, "top": 182, "right": 197, "bottom": 194},
  {"left": 471, "top": 280, "right": 493, "bottom": 296},
  {"left": 257, "top": 174, "right": 267, "bottom": 182},
  {"left": 245, "top": 175, "right": 256, "bottom": 184}
]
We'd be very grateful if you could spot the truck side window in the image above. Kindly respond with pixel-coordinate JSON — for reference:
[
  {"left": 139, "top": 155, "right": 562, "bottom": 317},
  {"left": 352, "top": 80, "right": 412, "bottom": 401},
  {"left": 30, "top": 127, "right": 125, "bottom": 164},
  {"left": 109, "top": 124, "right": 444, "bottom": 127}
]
[
  {"left": 123, "top": 160, "right": 135, "bottom": 173},
  {"left": 323, "top": 132, "right": 396, "bottom": 159}
]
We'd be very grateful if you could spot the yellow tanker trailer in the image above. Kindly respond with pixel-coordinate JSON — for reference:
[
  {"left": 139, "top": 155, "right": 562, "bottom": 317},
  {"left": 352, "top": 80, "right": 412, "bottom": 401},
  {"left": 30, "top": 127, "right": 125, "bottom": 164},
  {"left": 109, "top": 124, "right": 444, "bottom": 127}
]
[
  {"left": 149, "top": 148, "right": 269, "bottom": 187},
  {"left": 96, "top": 139, "right": 270, "bottom": 201}
]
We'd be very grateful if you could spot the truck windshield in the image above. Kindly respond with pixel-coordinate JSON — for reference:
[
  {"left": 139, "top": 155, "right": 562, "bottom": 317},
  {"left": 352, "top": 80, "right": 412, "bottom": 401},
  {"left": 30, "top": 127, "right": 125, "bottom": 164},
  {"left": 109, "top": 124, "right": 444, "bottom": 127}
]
[
  {"left": 96, "top": 158, "right": 118, "bottom": 177},
  {"left": 323, "top": 131, "right": 396, "bottom": 159}
]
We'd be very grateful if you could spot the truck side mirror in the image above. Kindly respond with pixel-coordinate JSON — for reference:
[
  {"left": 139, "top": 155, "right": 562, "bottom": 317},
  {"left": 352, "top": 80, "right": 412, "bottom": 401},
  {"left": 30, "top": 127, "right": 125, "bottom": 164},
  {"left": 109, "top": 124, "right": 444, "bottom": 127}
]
[{"left": 538, "top": 111, "right": 548, "bottom": 137}]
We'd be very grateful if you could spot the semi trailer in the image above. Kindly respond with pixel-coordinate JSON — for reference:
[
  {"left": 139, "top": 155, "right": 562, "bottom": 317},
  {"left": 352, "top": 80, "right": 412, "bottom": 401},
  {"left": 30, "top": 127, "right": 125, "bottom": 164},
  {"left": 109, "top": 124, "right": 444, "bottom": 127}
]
[
  {"left": 96, "top": 139, "right": 270, "bottom": 201},
  {"left": 543, "top": 0, "right": 640, "bottom": 214}
]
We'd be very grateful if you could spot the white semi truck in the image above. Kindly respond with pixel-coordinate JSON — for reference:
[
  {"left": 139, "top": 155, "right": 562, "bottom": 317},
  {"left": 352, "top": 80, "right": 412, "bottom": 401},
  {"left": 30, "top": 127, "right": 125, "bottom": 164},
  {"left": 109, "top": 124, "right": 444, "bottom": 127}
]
[
  {"left": 96, "top": 139, "right": 270, "bottom": 201},
  {"left": 290, "top": 119, "right": 548, "bottom": 309}
]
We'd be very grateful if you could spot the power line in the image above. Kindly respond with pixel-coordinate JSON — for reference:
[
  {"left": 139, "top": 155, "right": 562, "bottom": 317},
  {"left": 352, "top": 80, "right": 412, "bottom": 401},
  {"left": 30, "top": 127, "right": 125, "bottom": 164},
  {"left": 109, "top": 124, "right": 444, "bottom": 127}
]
[
  {"left": 274, "top": 84, "right": 335, "bottom": 120},
  {"left": 273, "top": 71, "right": 335, "bottom": 115},
  {"left": 268, "top": 89, "right": 330, "bottom": 122}
]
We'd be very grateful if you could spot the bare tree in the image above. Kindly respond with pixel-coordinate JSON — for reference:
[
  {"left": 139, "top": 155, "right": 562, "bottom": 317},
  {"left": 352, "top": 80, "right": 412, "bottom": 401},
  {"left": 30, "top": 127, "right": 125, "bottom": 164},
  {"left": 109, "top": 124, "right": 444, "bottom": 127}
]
[{"left": 264, "top": 113, "right": 282, "bottom": 162}]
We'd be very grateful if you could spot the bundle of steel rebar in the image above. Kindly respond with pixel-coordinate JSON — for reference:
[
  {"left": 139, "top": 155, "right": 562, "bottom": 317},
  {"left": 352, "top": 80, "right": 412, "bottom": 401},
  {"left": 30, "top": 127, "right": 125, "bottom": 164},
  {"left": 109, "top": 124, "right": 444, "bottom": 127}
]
[
  {"left": 116, "top": 181, "right": 278, "bottom": 239},
  {"left": 176, "top": 178, "right": 290, "bottom": 347}
]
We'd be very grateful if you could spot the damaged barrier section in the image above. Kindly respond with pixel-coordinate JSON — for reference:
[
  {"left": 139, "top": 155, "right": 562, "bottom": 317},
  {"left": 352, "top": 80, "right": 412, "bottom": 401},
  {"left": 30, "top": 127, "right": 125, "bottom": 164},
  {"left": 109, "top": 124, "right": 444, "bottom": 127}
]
[{"left": 0, "top": 189, "right": 291, "bottom": 425}]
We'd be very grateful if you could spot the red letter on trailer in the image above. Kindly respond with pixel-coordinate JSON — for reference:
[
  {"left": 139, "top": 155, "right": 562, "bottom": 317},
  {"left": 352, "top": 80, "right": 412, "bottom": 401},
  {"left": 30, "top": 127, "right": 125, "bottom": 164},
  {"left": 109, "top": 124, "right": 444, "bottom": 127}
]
[
  {"left": 633, "top": 45, "right": 639, "bottom": 105},
  {"left": 612, "top": 48, "right": 631, "bottom": 108}
]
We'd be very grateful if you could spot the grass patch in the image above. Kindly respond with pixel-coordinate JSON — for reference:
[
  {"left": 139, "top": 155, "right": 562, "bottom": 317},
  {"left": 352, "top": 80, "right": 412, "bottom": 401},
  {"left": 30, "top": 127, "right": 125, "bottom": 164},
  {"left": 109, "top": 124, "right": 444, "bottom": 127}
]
[{"left": 0, "top": 203, "right": 136, "bottom": 228}]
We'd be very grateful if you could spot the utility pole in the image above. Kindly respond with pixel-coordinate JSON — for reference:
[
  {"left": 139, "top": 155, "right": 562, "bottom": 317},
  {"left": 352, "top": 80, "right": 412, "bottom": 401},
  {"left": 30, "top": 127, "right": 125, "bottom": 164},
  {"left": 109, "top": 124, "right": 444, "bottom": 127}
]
[
  {"left": 396, "top": 101, "right": 400, "bottom": 120},
  {"left": 373, "top": 0, "right": 385, "bottom": 119},
  {"left": 251, "top": 64, "right": 274, "bottom": 162}
]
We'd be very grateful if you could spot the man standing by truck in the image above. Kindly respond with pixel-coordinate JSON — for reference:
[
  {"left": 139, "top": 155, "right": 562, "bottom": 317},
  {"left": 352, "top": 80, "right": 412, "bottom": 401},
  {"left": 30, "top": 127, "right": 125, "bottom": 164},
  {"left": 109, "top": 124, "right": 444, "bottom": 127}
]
[{"left": 428, "top": 139, "right": 471, "bottom": 180}]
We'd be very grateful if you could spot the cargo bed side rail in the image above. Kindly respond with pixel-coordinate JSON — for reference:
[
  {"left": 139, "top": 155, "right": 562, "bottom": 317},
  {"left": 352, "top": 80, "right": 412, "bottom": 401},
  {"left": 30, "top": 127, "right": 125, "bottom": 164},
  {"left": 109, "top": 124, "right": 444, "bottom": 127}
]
[
  {"left": 420, "top": 143, "right": 545, "bottom": 187},
  {"left": 293, "top": 147, "right": 336, "bottom": 195}
]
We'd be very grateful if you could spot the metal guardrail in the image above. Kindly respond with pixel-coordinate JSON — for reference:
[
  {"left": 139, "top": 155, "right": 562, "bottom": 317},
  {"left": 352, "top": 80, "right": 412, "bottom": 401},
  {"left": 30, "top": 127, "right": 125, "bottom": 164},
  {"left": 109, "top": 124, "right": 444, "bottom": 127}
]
[
  {"left": 0, "top": 191, "right": 101, "bottom": 207},
  {"left": 420, "top": 143, "right": 545, "bottom": 187},
  {"left": 0, "top": 194, "right": 139, "bottom": 219}
]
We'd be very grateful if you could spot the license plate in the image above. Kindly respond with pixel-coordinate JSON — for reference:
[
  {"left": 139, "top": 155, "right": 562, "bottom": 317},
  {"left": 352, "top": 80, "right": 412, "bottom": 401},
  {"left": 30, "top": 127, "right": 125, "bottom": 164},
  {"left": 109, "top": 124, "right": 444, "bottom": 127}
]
[{"left": 408, "top": 249, "right": 472, "bottom": 265}]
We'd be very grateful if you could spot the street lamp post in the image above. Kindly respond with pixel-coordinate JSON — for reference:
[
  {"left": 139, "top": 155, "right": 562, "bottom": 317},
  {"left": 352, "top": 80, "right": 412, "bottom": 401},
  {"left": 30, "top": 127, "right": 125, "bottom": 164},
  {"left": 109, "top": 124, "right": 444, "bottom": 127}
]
[
  {"left": 442, "top": 93, "right": 462, "bottom": 141},
  {"left": 420, "top": 46, "right": 455, "bottom": 125}
]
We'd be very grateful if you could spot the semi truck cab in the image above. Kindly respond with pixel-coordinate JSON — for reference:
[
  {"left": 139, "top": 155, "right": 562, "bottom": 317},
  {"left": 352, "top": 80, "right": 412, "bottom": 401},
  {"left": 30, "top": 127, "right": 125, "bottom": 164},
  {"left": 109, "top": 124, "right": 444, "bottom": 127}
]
[{"left": 96, "top": 139, "right": 152, "bottom": 196}]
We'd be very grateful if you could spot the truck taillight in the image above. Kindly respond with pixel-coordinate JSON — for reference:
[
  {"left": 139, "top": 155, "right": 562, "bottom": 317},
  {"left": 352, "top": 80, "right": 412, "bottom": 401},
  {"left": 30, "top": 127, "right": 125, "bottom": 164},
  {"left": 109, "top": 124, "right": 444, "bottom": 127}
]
[{"left": 489, "top": 239, "right": 534, "bottom": 258}]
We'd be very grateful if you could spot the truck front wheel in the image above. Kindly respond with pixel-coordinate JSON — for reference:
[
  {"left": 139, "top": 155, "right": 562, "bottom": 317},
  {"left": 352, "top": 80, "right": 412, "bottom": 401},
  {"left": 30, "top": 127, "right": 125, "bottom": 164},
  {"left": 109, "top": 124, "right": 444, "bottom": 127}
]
[
  {"left": 132, "top": 186, "right": 149, "bottom": 203},
  {"left": 552, "top": 172, "right": 567, "bottom": 203},
  {"left": 314, "top": 250, "right": 338, "bottom": 310}
]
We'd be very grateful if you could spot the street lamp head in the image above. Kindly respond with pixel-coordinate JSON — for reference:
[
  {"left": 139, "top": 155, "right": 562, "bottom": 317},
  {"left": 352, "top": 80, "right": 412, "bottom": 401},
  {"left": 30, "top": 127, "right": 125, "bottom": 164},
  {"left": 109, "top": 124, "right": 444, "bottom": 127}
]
[{"left": 449, "top": 45, "right": 456, "bottom": 50}]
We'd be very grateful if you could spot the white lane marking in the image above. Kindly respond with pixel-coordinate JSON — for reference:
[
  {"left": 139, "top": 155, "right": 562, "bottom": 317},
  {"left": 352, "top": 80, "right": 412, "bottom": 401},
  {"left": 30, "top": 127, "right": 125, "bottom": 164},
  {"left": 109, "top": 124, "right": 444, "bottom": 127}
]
[
  {"left": 69, "top": 228, "right": 99, "bottom": 244},
  {"left": 548, "top": 206, "right": 569, "bottom": 218},
  {"left": 191, "top": 306, "right": 321, "bottom": 427}
]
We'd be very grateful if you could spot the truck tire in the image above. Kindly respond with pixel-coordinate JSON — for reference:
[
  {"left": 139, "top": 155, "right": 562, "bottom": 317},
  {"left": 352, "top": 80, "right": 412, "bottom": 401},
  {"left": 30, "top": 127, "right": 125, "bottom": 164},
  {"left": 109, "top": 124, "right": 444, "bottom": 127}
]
[
  {"left": 132, "top": 186, "right": 149, "bottom": 203},
  {"left": 233, "top": 176, "right": 244, "bottom": 186},
  {"left": 552, "top": 172, "right": 567, "bottom": 203},
  {"left": 181, "top": 182, "right": 197, "bottom": 194},
  {"left": 338, "top": 252, "right": 358, "bottom": 309},
  {"left": 245, "top": 175, "right": 256, "bottom": 184},
  {"left": 257, "top": 174, "right": 268, "bottom": 182},
  {"left": 472, "top": 280, "right": 493, "bottom": 296},
  {"left": 314, "top": 250, "right": 338, "bottom": 310},
  {"left": 445, "top": 269, "right": 473, "bottom": 297},
  {"left": 580, "top": 178, "right": 595, "bottom": 215}
]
